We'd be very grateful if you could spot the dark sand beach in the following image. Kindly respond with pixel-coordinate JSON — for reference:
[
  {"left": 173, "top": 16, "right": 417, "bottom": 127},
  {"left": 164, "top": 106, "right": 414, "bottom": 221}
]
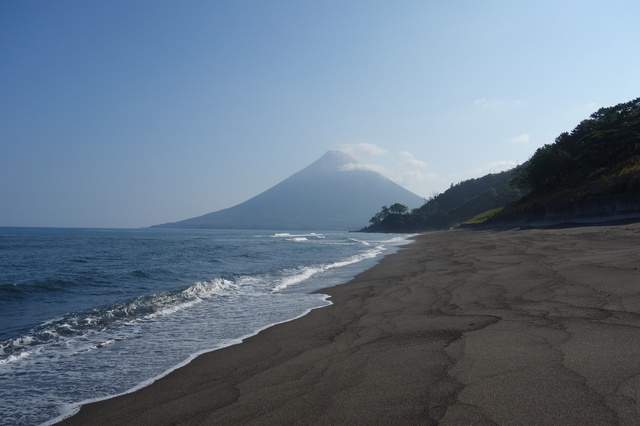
[{"left": 59, "top": 223, "right": 640, "bottom": 425}]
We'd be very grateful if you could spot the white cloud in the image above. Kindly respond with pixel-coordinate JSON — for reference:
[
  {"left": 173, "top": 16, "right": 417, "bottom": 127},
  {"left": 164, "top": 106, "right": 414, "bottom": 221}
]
[
  {"left": 340, "top": 162, "right": 391, "bottom": 175},
  {"left": 509, "top": 134, "right": 530, "bottom": 144},
  {"left": 335, "top": 146, "right": 436, "bottom": 198},
  {"left": 397, "top": 151, "right": 426, "bottom": 167},
  {"left": 337, "top": 143, "right": 389, "bottom": 157}
]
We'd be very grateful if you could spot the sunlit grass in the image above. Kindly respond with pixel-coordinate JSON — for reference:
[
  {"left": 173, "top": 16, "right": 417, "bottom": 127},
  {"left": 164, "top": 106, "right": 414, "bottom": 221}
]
[{"left": 461, "top": 207, "right": 504, "bottom": 225}]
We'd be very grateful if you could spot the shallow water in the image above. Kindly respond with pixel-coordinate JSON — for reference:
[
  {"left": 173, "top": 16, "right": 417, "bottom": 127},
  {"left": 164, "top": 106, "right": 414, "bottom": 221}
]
[{"left": 0, "top": 227, "right": 407, "bottom": 425}]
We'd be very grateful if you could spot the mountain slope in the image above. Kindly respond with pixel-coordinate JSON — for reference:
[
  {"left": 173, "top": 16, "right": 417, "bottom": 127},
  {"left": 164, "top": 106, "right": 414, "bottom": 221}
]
[
  {"left": 360, "top": 167, "right": 525, "bottom": 232},
  {"left": 152, "top": 151, "right": 424, "bottom": 230}
]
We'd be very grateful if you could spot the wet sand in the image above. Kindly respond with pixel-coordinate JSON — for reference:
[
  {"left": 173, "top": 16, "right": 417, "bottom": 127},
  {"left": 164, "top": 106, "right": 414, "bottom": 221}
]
[{"left": 59, "top": 223, "right": 640, "bottom": 425}]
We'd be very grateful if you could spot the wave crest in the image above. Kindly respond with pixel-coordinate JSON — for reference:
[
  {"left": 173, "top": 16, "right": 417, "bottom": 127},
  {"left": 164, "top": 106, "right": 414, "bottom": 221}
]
[
  {"left": 272, "top": 233, "right": 325, "bottom": 239},
  {"left": 0, "top": 278, "right": 237, "bottom": 364},
  {"left": 271, "top": 245, "right": 384, "bottom": 292}
]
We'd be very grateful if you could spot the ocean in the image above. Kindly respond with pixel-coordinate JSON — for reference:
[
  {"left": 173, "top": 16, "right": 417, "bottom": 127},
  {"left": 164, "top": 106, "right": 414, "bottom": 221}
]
[{"left": 0, "top": 227, "right": 409, "bottom": 425}]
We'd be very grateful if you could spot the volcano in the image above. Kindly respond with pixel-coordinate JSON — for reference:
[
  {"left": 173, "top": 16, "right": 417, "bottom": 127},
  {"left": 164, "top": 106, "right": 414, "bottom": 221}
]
[{"left": 152, "top": 150, "right": 424, "bottom": 230}]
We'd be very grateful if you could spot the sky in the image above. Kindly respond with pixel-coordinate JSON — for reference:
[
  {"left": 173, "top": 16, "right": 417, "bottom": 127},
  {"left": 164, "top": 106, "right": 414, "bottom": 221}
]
[{"left": 2, "top": 0, "right": 639, "bottom": 228}]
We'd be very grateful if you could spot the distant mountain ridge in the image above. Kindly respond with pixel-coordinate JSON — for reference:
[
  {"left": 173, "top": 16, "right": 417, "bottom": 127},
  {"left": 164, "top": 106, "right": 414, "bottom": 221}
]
[{"left": 152, "top": 150, "right": 424, "bottom": 230}]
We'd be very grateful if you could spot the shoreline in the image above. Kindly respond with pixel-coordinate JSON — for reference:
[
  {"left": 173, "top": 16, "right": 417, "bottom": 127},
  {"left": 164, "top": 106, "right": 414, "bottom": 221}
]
[
  {"left": 47, "top": 293, "right": 334, "bottom": 425},
  {"left": 59, "top": 223, "right": 640, "bottom": 424},
  {"left": 47, "top": 234, "right": 406, "bottom": 425}
]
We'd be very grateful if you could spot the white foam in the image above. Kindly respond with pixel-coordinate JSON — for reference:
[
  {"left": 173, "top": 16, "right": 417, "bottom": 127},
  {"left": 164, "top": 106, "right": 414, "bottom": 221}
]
[
  {"left": 6, "top": 231, "right": 413, "bottom": 425},
  {"left": 272, "top": 233, "right": 325, "bottom": 239},
  {"left": 271, "top": 245, "right": 385, "bottom": 293},
  {"left": 142, "top": 279, "right": 238, "bottom": 320},
  {"left": 0, "top": 350, "right": 30, "bottom": 365},
  {"left": 46, "top": 294, "right": 333, "bottom": 426},
  {"left": 0, "top": 278, "right": 241, "bottom": 367},
  {"left": 347, "top": 237, "right": 370, "bottom": 245},
  {"left": 182, "top": 278, "right": 237, "bottom": 299},
  {"left": 272, "top": 266, "right": 322, "bottom": 292},
  {"left": 145, "top": 299, "right": 201, "bottom": 319}
]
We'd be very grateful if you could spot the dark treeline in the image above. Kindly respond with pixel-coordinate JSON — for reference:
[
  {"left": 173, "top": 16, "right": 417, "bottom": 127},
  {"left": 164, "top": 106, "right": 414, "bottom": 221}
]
[
  {"left": 511, "top": 97, "right": 640, "bottom": 202},
  {"left": 361, "top": 97, "right": 640, "bottom": 233},
  {"left": 361, "top": 169, "right": 526, "bottom": 232}
]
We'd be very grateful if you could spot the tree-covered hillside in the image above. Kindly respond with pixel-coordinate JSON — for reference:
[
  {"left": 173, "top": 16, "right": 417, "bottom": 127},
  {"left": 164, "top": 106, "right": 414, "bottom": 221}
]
[
  {"left": 362, "top": 96, "right": 640, "bottom": 232},
  {"left": 494, "top": 97, "right": 640, "bottom": 221},
  {"left": 514, "top": 97, "right": 640, "bottom": 197},
  {"left": 361, "top": 168, "right": 526, "bottom": 232}
]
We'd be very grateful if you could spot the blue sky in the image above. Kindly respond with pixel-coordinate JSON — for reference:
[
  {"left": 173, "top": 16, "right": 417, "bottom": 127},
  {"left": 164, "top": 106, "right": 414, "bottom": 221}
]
[{"left": 2, "top": 0, "right": 639, "bottom": 228}]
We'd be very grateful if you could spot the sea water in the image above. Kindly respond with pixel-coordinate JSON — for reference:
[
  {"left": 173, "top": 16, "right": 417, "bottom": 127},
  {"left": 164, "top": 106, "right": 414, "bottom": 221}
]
[{"left": 0, "top": 227, "right": 408, "bottom": 425}]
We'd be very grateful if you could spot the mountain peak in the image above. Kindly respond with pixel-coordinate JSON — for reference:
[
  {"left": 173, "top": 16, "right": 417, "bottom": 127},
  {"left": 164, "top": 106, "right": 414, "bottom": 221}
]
[
  {"left": 307, "top": 150, "right": 357, "bottom": 171},
  {"left": 153, "top": 150, "right": 423, "bottom": 230}
]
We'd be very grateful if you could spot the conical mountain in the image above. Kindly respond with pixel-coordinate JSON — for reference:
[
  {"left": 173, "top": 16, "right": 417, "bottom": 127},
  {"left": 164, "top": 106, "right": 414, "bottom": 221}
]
[{"left": 152, "top": 150, "right": 424, "bottom": 230}]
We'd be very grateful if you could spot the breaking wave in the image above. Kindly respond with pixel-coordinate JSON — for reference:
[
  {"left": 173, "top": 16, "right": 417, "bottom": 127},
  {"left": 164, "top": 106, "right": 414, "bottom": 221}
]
[
  {"left": 271, "top": 244, "right": 384, "bottom": 292},
  {"left": 0, "top": 278, "right": 237, "bottom": 364}
]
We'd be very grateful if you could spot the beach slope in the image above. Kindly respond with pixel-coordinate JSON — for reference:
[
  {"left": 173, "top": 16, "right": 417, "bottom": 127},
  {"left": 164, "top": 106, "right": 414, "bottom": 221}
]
[{"left": 59, "top": 223, "right": 640, "bottom": 425}]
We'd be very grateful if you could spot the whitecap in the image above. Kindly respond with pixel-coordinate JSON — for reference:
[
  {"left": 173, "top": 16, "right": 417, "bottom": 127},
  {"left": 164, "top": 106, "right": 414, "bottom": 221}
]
[
  {"left": 0, "top": 350, "right": 30, "bottom": 365},
  {"left": 273, "top": 232, "right": 324, "bottom": 239},
  {"left": 271, "top": 244, "right": 385, "bottom": 292}
]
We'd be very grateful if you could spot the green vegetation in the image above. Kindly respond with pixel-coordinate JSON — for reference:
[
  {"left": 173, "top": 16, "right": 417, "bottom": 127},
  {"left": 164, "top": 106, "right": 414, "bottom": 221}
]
[
  {"left": 362, "top": 97, "right": 640, "bottom": 233},
  {"left": 513, "top": 97, "right": 640, "bottom": 195},
  {"left": 494, "top": 97, "right": 640, "bottom": 222},
  {"left": 361, "top": 168, "right": 526, "bottom": 232},
  {"left": 462, "top": 207, "right": 504, "bottom": 225}
]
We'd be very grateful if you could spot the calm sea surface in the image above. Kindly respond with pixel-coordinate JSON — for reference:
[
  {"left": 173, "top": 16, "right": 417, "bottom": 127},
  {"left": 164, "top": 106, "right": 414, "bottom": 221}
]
[{"left": 0, "top": 227, "right": 409, "bottom": 425}]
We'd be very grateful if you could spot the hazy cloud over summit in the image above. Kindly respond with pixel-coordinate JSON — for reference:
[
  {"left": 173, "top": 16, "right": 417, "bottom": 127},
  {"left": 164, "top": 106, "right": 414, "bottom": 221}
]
[{"left": 337, "top": 143, "right": 389, "bottom": 157}]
